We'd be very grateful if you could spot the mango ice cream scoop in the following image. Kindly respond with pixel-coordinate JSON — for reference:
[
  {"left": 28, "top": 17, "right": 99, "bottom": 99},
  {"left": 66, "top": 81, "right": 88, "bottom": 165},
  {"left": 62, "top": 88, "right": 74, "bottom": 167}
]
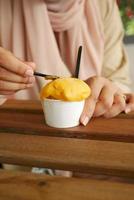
[
  {"left": 40, "top": 77, "right": 91, "bottom": 101},
  {"left": 40, "top": 77, "right": 91, "bottom": 128}
]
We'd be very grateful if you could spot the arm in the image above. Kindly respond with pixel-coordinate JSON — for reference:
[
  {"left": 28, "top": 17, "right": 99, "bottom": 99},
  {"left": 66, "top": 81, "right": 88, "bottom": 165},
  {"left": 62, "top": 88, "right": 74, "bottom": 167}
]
[
  {"left": 80, "top": 0, "right": 133, "bottom": 126},
  {"left": 101, "top": 0, "right": 131, "bottom": 92}
]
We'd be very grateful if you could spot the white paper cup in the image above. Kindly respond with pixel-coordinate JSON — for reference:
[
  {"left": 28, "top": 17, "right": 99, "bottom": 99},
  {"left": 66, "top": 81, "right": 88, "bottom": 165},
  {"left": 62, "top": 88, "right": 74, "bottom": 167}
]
[{"left": 41, "top": 98, "right": 85, "bottom": 128}]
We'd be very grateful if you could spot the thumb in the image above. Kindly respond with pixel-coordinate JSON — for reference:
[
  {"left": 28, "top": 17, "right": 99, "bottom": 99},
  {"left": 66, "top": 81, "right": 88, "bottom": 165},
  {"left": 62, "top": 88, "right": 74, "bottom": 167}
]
[
  {"left": 80, "top": 97, "right": 96, "bottom": 126},
  {"left": 0, "top": 47, "right": 34, "bottom": 77}
]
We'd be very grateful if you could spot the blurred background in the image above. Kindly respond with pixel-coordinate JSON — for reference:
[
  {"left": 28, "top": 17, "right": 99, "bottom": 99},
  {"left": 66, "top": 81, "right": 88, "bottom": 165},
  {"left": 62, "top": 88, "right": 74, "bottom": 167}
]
[{"left": 117, "top": 0, "right": 134, "bottom": 90}]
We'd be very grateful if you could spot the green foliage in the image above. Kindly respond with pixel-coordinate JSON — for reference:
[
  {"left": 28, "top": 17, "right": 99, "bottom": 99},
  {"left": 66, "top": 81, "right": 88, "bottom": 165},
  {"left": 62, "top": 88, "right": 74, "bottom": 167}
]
[{"left": 118, "top": 0, "right": 134, "bottom": 35}]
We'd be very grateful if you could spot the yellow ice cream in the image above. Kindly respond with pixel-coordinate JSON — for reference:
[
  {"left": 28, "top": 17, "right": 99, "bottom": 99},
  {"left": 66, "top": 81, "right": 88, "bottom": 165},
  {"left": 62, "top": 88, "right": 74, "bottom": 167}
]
[{"left": 40, "top": 78, "right": 91, "bottom": 101}]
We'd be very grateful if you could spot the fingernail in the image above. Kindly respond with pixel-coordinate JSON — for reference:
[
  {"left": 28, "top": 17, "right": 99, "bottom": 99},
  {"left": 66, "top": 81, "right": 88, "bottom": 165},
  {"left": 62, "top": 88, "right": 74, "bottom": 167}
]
[
  {"left": 28, "top": 77, "right": 35, "bottom": 83},
  {"left": 125, "top": 108, "right": 131, "bottom": 114},
  {"left": 25, "top": 68, "right": 34, "bottom": 76},
  {"left": 81, "top": 116, "right": 90, "bottom": 126}
]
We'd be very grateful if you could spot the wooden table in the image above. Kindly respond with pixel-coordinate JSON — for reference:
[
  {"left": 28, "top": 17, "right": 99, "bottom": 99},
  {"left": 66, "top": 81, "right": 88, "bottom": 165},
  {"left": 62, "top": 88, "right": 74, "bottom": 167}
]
[{"left": 0, "top": 100, "right": 134, "bottom": 200}]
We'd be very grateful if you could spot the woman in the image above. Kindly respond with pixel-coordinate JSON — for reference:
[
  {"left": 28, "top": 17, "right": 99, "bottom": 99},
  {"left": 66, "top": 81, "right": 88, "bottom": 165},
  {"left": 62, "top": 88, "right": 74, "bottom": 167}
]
[{"left": 0, "top": 0, "right": 134, "bottom": 126}]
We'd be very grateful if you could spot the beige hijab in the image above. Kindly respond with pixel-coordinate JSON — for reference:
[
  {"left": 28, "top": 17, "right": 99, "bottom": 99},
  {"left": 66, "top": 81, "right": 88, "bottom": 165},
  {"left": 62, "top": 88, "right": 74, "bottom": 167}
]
[{"left": 0, "top": 0, "right": 104, "bottom": 100}]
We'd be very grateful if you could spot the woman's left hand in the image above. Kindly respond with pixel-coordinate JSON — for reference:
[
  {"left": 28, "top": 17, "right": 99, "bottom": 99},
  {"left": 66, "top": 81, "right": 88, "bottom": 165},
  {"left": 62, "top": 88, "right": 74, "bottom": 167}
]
[
  {"left": 80, "top": 76, "right": 129, "bottom": 126},
  {"left": 125, "top": 94, "right": 134, "bottom": 113}
]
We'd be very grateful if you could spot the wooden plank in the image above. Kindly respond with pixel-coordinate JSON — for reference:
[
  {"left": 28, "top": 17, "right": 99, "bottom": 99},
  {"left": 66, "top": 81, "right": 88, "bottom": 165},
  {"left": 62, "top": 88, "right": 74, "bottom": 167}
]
[
  {"left": 0, "top": 133, "right": 134, "bottom": 178},
  {"left": 0, "top": 169, "right": 134, "bottom": 200},
  {"left": 0, "top": 99, "right": 41, "bottom": 112},
  {"left": 0, "top": 100, "right": 134, "bottom": 142}
]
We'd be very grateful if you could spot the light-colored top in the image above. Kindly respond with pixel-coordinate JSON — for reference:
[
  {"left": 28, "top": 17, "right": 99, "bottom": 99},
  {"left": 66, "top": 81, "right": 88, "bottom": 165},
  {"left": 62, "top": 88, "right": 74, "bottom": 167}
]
[{"left": 0, "top": 0, "right": 131, "bottom": 104}]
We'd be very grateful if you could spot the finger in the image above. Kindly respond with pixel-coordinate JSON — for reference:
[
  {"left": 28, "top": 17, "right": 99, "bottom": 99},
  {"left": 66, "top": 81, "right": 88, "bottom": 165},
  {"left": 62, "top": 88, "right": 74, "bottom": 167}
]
[
  {"left": 104, "top": 94, "right": 126, "bottom": 118},
  {"left": 0, "top": 80, "right": 34, "bottom": 91},
  {"left": 0, "top": 48, "right": 34, "bottom": 77},
  {"left": 80, "top": 77, "right": 105, "bottom": 126},
  {"left": 0, "top": 67, "right": 35, "bottom": 84},
  {"left": 86, "top": 77, "right": 105, "bottom": 100},
  {"left": 93, "top": 86, "right": 115, "bottom": 117},
  {"left": 80, "top": 77, "right": 106, "bottom": 126},
  {"left": 80, "top": 96, "right": 97, "bottom": 126},
  {"left": 23, "top": 62, "right": 36, "bottom": 70},
  {"left": 0, "top": 91, "right": 15, "bottom": 95},
  {"left": 125, "top": 94, "right": 134, "bottom": 113}
]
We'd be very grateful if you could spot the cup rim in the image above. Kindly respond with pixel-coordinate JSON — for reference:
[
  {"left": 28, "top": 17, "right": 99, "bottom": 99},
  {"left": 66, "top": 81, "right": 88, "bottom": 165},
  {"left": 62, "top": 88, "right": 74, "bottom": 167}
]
[
  {"left": 42, "top": 98, "right": 84, "bottom": 103},
  {"left": 44, "top": 98, "right": 61, "bottom": 102}
]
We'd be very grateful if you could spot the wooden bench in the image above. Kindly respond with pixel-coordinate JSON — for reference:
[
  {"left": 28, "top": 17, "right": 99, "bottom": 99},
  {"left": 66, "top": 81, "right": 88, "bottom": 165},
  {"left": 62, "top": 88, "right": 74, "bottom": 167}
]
[
  {"left": 1, "top": 169, "right": 134, "bottom": 200},
  {"left": 0, "top": 100, "right": 134, "bottom": 199}
]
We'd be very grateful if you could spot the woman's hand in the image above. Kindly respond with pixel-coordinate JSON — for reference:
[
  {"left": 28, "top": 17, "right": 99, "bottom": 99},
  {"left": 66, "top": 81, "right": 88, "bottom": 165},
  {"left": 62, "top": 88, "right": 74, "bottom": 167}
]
[
  {"left": 125, "top": 94, "right": 134, "bottom": 113},
  {"left": 80, "top": 76, "right": 126, "bottom": 126},
  {"left": 0, "top": 47, "right": 35, "bottom": 95}
]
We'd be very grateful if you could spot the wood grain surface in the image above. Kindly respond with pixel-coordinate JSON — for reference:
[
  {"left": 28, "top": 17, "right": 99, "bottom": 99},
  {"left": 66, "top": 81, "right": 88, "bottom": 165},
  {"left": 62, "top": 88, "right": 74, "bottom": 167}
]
[
  {"left": 1, "top": 132, "right": 134, "bottom": 177},
  {"left": 0, "top": 100, "right": 134, "bottom": 142},
  {"left": 1, "top": 100, "right": 134, "bottom": 199},
  {"left": 1, "top": 169, "right": 134, "bottom": 200}
]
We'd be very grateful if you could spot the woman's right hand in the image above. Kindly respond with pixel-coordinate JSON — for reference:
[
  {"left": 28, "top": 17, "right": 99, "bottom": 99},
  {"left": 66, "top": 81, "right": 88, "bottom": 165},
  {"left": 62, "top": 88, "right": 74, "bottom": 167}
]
[{"left": 0, "top": 47, "right": 35, "bottom": 95}]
